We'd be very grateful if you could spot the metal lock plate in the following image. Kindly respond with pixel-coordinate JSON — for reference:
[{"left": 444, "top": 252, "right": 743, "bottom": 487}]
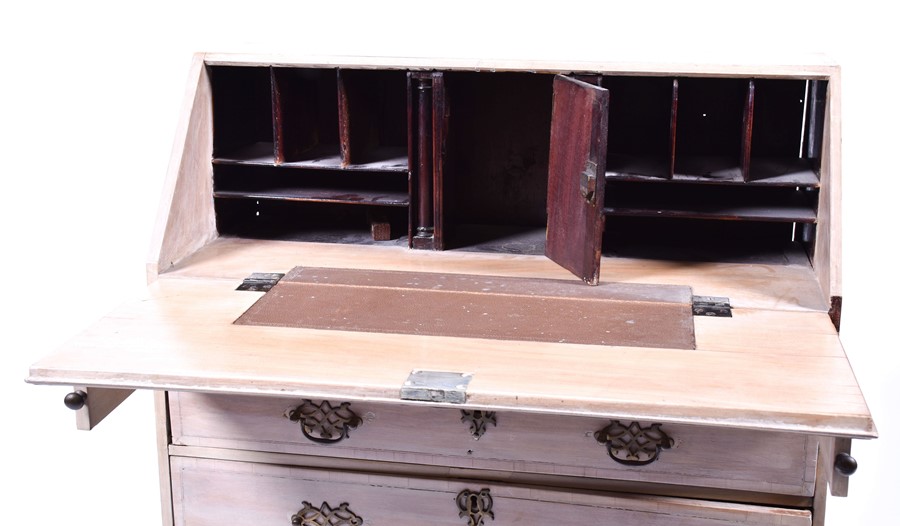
[{"left": 400, "top": 370, "right": 472, "bottom": 404}]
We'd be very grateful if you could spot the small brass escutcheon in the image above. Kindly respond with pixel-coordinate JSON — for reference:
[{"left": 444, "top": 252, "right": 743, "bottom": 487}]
[
  {"left": 580, "top": 159, "right": 598, "bottom": 203},
  {"left": 456, "top": 489, "right": 494, "bottom": 526},
  {"left": 460, "top": 410, "right": 497, "bottom": 440}
]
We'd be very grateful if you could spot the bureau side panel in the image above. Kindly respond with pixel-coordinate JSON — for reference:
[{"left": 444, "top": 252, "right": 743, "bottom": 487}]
[
  {"left": 813, "top": 69, "right": 842, "bottom": 306},
  {"left": 155, "top": 391, "right": 174, "bottom": 526},
  {"left": 147, "top": 53, "right": 217, "bottom": 282}
]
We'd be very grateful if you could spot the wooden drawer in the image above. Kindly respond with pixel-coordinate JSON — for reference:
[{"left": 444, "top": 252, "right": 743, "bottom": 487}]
[
  {"left": 170, "top": 392, "right": 817, "bottom": 496},
  {"left": 171, "top": 456, "right": 811, "bottom": 525}
]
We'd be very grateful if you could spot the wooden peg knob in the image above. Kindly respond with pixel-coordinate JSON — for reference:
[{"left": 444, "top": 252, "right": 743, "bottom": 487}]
[
  {"left": 835, "top": 453, "right": 858, "bottom": 476},
  {"left": 64, "top": 390, "right": 87, "bottom": 410}
]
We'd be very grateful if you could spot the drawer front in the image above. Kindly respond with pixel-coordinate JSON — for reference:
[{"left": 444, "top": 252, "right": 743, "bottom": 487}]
[
  {"left": 170, "top": 392, "right": 816, "bottom": 496},
  {"left": 171, "top": 456, "right": 811, "bottom": 526}
]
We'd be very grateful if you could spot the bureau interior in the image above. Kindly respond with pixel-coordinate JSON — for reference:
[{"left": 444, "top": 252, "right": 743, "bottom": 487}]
[{"left": 210, "top": 65, "right": 825, "bottom": 265}]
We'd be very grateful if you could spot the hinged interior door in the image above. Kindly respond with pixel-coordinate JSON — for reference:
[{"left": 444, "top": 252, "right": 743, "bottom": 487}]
[{"left": 546, "top": 75, "right": 610, "bottom": 285}]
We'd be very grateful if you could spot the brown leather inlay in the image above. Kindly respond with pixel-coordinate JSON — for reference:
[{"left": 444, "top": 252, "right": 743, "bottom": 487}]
[{"left": 235, "top": 267, "right": 696, "bottom": 350}]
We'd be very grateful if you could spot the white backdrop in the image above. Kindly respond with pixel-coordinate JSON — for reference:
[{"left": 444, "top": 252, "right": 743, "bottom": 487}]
[{"left": 3, "top": 2, "right": 896, "bottom": 524}]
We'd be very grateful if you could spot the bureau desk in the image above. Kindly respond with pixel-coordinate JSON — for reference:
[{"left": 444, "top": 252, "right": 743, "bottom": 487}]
[{"left": 28, "top": 53, "right": 875, "bottom": 525}]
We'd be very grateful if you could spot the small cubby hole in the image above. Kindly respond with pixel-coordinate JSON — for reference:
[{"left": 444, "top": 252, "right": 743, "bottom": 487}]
[
  {"left": 601, "top": 215, "right": 816, "bottom": 265},
  {"left": 441, "top": 72, "right": 554, "bottom": 253},
  {"left": 602, "top": 76, "right": 675, "bottom": 179},
  {"left": 273, "top": 68, "right": 340, "bottom": 164},
  {"left": 674, "top": 77, "right": 747, "bottom": 180},
  {"left": 338, "top": 69, "right": 409, "bottom": 167},
  {"left": 215, "top": 198, "right": 409, "bottom": 245},
  {"left": 210, "top": 66, "right": 274, "bottom": 161},
  {"left": 749, "top": 78, "right": 824, "bottom": 183}
]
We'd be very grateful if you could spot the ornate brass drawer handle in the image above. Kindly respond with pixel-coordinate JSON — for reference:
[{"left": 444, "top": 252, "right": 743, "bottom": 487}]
[
  {"left": 456, "top": 488, "right": 494, "bottom": 526},
  {"left": 291, "top": 501, "right": 362, "bottom": 525},
  {"left": 594, "top": 420, "right": 674, "bottom": 466},
  {"left": 285, "top": 400, "right": 362, "bottom": 445}
]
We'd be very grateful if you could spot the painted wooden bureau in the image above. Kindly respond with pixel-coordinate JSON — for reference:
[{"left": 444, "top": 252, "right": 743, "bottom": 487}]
[{"left": 28, "top": 53, "right": 875, "bottom": 526}]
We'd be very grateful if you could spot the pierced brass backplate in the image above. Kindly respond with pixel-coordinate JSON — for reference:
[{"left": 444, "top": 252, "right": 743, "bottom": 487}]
[
  {"left": 456, "top": 489, "right": 494, "bottom": 526},
  {"left": 291, "top": 501, "right": 362, "bottom": 526},
  {"left": 594, "top": 420, "right": 674, "bottom": 466},
  {"left": 285, "top": 400, "right": 362, "bottom": 445}
]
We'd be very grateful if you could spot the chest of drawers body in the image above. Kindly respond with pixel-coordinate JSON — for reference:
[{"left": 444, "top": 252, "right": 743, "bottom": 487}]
[{"left": 28, "top": 53, "right": 874, "bottom": 526}]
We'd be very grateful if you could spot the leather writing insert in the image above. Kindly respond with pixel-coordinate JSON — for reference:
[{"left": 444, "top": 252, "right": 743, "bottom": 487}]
[{"left": 235, "top": 267, "right": 696, "bottom": 350}]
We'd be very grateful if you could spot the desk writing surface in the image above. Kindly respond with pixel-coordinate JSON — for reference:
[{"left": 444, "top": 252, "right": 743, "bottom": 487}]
[{"left": 27, "top": 239, "right": 874, "bottom": 438}]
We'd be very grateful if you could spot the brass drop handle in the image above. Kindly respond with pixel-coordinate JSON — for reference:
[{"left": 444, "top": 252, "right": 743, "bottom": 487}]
[
  {"left": 64, "top": 390, "right": 87, "bottom": 410},
  {"left": 835, "top": 453, "right": 858, "bottom": 476},
  {"left": 285, "top": 400, "right": 362, "bottom": 444},
  {"left": 291, "top": 501, "right": 362, "bottom": 525},
  {"left": 594, "top": 420, "right": 674, "bottom": 466}
]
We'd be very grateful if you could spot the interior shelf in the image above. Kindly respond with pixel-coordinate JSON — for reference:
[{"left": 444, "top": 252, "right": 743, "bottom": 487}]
[
  {"left": 213, "top": 143, "right": 408, "bottom": 172},
  {"left": 214, "top": 165, "right": 409, "bottom": 207},
  {"left": 279, "top": 146, "right": 407, "bottom": 172},
  {"left": 214, "top": 188, "right": 409, "bottom": 207},
  {"left": 213, "top": 142, "right": 276, "bottom": 165},
  {"left": 604, "top": 182, "right": 818, "bottom": 223},
  {"left": 214, "top": 199, "right": 409, "bottom": 244},
  {"left": 607, "top": 162, "right": 819, "bottom": 187}
]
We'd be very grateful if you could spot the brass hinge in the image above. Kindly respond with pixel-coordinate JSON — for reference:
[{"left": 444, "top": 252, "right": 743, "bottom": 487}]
[
  {"left": 236, "top": 272, "right": 285, "bottom": 292},
  {"left": 692, "top": 296, "right": 732, "bottom": 317}
]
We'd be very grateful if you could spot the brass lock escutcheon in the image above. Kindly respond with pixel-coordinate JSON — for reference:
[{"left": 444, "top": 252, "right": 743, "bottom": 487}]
[
  {"left": 286, "top": 400, "right": 362, "bottom": 445},
  {"left": 580, "top": 159, "right": 598, "bottom": 204},
  {"left": 594, "top": 420, "right": 674, "bottom": 466},
  {"left": 456, "top": 489, "right": 494, "bottom": 526},
  {"left": 460, "top": 410, "right": 497, "bottom": 440}
]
